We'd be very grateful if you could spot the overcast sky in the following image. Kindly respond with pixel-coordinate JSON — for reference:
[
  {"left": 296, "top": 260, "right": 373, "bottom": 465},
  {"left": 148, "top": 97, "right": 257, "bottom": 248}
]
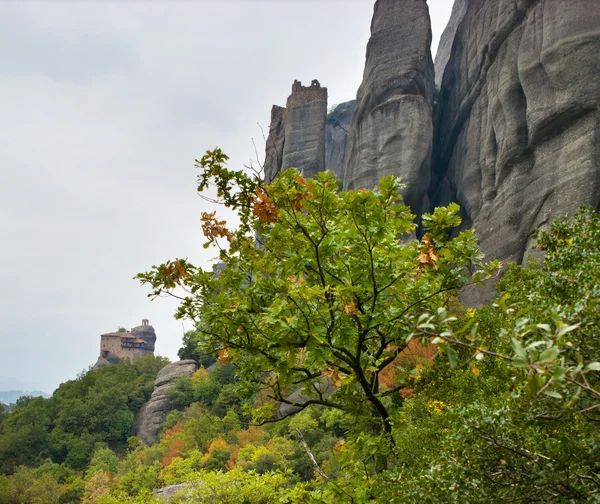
[{"left": 0, "top": 0, "right": 453, "bottom": 393}]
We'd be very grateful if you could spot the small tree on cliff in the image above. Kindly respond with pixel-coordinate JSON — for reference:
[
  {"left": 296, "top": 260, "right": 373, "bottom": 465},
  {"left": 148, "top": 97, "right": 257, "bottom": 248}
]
[{"left": 137, "top": 149, "right": 499, "bottom": 442}]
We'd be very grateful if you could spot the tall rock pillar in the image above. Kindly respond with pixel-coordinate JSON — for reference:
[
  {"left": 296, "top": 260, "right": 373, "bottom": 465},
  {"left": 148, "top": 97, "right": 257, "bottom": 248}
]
[
  {"left": 343, "top": 0, "right": 435, "bottom": 215},
  {"left": 264, "top": 105, "right": 286, "bottom": 183},
  {"left": 281, "top": 80, "right": 328, "bottom": 179},
  {"left": 263, "top": 80, "right": 328, "bottom": 182}
]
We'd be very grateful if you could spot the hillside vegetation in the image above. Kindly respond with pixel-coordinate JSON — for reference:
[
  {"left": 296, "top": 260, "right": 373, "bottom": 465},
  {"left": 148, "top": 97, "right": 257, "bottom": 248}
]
[{"left": 1, "top": 153, "right": 599, "bottom": 503}]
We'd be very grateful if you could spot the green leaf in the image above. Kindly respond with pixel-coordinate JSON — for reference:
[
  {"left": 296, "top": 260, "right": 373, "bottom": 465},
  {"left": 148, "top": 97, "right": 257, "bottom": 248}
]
[
  {"left": 538, "top": 346, "right": 560, "bottom": 363},
  {"left": 584, "top": 362, "right": 600, "bottom": 372},
  {"left": 447, "top": 347, "right": 458, "bottom": 369},
  {"left": 544, "top": 390, "right": 563, "bottom": 399},
  {"left": 526, "top": 374, "right": 544, "bottom": 397},
  {"left": 556, "top": 324, "right": 579, "bottom": 338},
  {"left": 512, "top": 338, "right": 526, "bottom": 359}
]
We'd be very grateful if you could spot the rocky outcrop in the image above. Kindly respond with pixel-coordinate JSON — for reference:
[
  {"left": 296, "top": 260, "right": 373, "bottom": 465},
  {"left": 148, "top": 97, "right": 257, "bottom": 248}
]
[
  {"left": 134, "top": 360, "right": 198, "bottom": 445},
  {"left": 264, "top": 105, "right": 286, "bottom": 183},
  {"left": 155, "top": 483, "right": 194, "bottom": 502},
  {"left": 343, "top": 0, "right": 435, "bottom": 215},
  {"left": 281, "top": 80, "right": 328, "bottom": 179},
  {"left": 325, "top": 100, "right": 355, "bottom": 180},
  {"left": 263, "top": 80, "right": 328, "bottom": 182},
  {"left": 92, "top": 353, "right": 121, "bottom": 370},
  {"left": 433, "top": 0, "right": 600, "bottom": 266},
  {"left": 131, "top": 324, "right": 157, "bottom": 352},
  {"left": 433, "top": 0, "right": 468, "bottom": 88},
  {"left": 277, "top": 378, "right": 334, "bottom": 419}
]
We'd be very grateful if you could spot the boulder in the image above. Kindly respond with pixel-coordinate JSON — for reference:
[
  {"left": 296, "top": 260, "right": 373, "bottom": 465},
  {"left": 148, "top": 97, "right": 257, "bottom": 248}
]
[
  {"left": 343, "top": 0, "right": 435, "bottom": 216},
  {"left": 134, "top": 360, "right": 198, "bottom": 445},
  {"left": 432, "top": 0, "right": 600, "bottom": 269},
  {"left": 155, "top": 483, "right": 194, "bottom": 502}
]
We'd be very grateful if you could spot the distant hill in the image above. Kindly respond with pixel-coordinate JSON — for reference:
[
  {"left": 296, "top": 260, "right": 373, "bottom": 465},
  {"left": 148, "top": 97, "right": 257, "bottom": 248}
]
[{"left": 0, "top": 390, "right": 50, "bottom": 405}]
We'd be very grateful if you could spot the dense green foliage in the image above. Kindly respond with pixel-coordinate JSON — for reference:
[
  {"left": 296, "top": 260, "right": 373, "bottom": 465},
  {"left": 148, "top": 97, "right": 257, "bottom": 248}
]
[
  {"left": 0, "top": 355, "right": 169, "bottom": 502},
  {"left": 2, "top": 151, "right": 599, "bottom": 503}
]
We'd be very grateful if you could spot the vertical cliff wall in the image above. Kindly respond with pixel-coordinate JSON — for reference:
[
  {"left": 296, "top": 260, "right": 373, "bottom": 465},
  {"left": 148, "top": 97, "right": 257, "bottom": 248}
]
[
  {"left": 264, "top": 105, "right": 286, "bottom": 183},
  {"left": 325, "top": 100, "right": 355, "bottom": 181},
  {"left": 343, "top": 0, "right": 434, "bottom": 215},
  {"left": 433, "top": 0, "right": 600, "bottom": 264}
]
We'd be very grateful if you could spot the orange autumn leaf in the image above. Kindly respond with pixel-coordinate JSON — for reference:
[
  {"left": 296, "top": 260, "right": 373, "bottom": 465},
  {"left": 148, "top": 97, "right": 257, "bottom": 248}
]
[
  {"left": 217, "top": 347, "right": 234, "bottom": 365},
  {"left": 253, "top": 189, "right": 280, "bottom": 224},
  {"left": 399, "top": 388, "right": 415, "bottom": 399},
  {"left": 322, "top": 367, "right": 343, "bottom": 388},
  {"left": 419, "top": 234, "right": 439, "bottom": 270},
  {"left": 341, "top": 301, "right": 360, "bottom": 316},
  {"left": 333, "top": 439, "right": 347, "bottom": 452},
  {"left": 201, "top": 211, "right": 232, "bottom": 241},
  {"left": 294, "top": 175, "right": 307, "bottom": 186}
]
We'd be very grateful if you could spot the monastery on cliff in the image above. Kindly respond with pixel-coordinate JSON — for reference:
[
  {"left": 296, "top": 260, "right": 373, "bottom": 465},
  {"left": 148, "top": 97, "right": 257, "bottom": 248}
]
[{"left": 94, "top": 319, "right": 156, "bottom": 368}]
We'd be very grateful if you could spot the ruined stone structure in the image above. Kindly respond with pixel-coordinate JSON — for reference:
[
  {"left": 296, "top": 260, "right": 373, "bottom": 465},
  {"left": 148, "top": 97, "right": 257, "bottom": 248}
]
[
  {"left": 263, "top": 0, "right": 600, "bottom": 276},
  {"left": 264, "top": 80, "right": 328, "bottom": 181},
  {"left": 93, "top": 319, "right": 155, "bottom": 369}
]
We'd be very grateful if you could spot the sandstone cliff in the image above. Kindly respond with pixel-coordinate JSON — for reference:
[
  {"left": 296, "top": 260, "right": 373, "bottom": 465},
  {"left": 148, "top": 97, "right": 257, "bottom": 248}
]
[
  {"left": 343, "top": 0, "right": 435, "bottom": 216},
  {"left": 134, "top": 360, "right": 198, "bottom": 446},
  {"left": 281, "top": 80, "right": 328, "bottom": 179},
  {"left": 264, "top": 105, "right": 286, "bottom": 183},
  {"left": 263, "top": 0, "right": 600, "bottom": 272},
  {"left": 433, "top": 0, "right": 467, "bottom": 88},
  {"left": 433, "top": 0, "right": 600, "bottom": 265},
  {"left": 325, "top": 100, "right": 355, "bottom": 181}
]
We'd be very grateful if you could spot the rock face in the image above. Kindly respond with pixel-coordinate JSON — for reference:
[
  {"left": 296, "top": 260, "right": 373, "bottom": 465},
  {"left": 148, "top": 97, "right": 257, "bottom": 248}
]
[
  {"left": 155, "top": 483, "right": 193, "bottom": 502},
  {"left": 282, "top": 80, "right": 328, "bottom": 179},
  {"left": 134, "top": 360, "right": 198, "bottom": 445},
  {"left": 343, "top": 0, "right": 435, "bottom": 215},
  {"left": 264, "top": 105, "right": 286, "bottom": 183},
  {"left": 263, "top": 80, "right": 328, "bottom": 182},
  {"left": 325, "top": 100, "right": 355, "bottom": 181},
  {"left": 131, "top": 324, "right": 157, "bottom": 352},
  {"left": 433, "top": 0, "right": 600, "bottom": 265},
  {"left": 433, "top": 0, "right": 468, "bottom": 88},
  {"left": 263, "top": 0, "right": 600, "bottom": 273}
]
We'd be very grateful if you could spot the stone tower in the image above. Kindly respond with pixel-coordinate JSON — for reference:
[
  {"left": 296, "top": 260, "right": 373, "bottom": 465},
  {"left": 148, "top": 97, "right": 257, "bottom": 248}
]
[{"left": 264, "top": 79, "right": 328, "bottom": 182}]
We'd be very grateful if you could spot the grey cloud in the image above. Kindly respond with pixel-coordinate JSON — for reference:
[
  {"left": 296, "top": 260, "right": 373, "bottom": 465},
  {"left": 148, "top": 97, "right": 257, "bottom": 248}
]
[{"left": 0, "top": 5, "right": 139, "bottom": 83}]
